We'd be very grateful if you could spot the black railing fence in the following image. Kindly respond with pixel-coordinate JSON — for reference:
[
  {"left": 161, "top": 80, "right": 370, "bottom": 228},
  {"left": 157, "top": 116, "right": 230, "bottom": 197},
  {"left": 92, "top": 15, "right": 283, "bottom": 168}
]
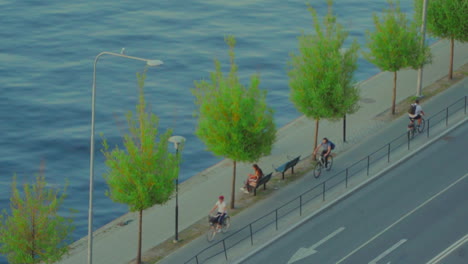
[{"left": 185, "top": 95, "right": 467, "bottom": 264}]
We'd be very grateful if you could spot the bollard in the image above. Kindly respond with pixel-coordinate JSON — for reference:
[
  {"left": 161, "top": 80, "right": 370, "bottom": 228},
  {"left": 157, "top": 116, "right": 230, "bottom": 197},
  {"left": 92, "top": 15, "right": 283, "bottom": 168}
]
[
  {"left": 445, "top": 108, "right": 449, "bottom": 126},
  {"left": 367, "top": 156, "right": 370, "bottom": 176},
  {"left": 322, "top": 182, "right": 326, "bottom": 201},
  {"left": 407, "top": 131, "right": 411, "bottom": 150},
  {"left": 275, "top": 210, "right": 278, "bottom": 231},
  {"left": 387, "top": 144, "right": 391, "bottom": 163},
  {"left": 345, "top": 168, "right": 349, "bottom": 188},
  {"left": 299, "top": 196, "right": 302, "bottom": 216},
  {"left": 222, "top": 240, "right": 228, "bottom": 260},
  {"left": 427, "top": 119, "right": 430, "bottom": 138},
  {"left": 465, "top": 96, "right": 467, "bottom": 115}
]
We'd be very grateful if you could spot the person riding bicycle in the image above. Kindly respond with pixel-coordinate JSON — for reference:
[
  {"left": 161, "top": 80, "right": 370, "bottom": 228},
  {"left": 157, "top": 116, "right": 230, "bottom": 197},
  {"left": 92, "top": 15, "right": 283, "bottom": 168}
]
[
  {"left": 408, "top": 99, "right": 425, "bottom": 127},
  {"left": 209, "top": 195, "right": 227, "bottom": 232},
  {"left": 313, "top": 138, "right": 332, "bottom": 167}
]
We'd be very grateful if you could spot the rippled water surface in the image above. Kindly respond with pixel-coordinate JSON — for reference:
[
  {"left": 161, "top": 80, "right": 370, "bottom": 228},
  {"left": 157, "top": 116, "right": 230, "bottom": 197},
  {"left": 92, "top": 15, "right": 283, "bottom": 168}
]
[{"left": 0, "top": 0, "right": 422, "bottom": 260}]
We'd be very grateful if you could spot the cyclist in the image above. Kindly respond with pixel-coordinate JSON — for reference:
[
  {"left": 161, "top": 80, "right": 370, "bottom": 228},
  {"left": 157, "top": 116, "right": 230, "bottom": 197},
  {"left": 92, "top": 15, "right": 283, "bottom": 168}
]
[
  {"left": 209, "top": 195, "right": 227, "bottom": 232},
  {"left": 313, "top": 138, "right": 332, "bottom": 167},
  {"left": 408, "top": 99, "right": 425, "bottom": 127}
]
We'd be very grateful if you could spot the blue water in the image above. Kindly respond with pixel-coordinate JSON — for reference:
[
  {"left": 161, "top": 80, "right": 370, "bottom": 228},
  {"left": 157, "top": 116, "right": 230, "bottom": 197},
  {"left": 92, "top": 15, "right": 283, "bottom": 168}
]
[{"left": 0, "top": 0, "right": 425, "bottom": 260}]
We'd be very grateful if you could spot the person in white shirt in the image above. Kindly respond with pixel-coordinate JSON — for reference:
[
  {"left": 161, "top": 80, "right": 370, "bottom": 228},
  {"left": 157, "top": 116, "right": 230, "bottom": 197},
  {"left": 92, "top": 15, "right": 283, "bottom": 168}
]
[
  {"left": 209, "top": 195, "right": 227, "bottom": 232},
  {"left": 408, "top": 99, "right": 425, "bottom": 126}
]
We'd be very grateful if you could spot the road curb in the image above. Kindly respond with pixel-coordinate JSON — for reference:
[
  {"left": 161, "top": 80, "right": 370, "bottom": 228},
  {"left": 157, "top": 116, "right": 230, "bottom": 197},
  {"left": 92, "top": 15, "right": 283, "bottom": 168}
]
[
  {"left": 233, "top": 117, "right": 467, "bottom": 264},
  {"left": 426, "top": 234, "right": 468, "bottom": 264}
]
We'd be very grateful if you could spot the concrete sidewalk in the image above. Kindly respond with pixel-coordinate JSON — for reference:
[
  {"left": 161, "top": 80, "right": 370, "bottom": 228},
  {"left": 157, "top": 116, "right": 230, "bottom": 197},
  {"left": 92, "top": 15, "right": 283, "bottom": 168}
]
[{"left": 57, "top": 40, "right": 468, "bottom": 264}]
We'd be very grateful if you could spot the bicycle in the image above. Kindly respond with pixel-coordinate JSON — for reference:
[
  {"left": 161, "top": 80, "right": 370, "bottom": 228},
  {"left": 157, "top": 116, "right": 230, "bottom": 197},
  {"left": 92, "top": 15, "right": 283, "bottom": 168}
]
[
  {"left": 206, "top": 214, "right": 230, "bottom": 242},
  {"left": 408, "top": 117, "right": 425, "bottom": 139},
  {"left": 313, "top": 154, "right": 333, "bottom": 178}
]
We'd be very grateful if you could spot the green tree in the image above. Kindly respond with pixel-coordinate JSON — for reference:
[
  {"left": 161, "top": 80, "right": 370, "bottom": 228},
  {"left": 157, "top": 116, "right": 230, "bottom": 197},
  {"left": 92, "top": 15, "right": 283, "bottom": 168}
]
[
  {"left": 192, "top": 35, "right": 276, "bottom": 209},
  {"left": 101, "top": 72, "right": 178, "bottom": 264},
  {"left": 0, "top": 170, "right": 74, "bottom": 264},
  {"left": 288, "top": 0, "right": 360, "bottom": 151},
  {"left": 414, "top": 0, "right": 468, "bottom": 79},
  {"left": 364, "top": 0, "right": 431, "bottom": 115}
]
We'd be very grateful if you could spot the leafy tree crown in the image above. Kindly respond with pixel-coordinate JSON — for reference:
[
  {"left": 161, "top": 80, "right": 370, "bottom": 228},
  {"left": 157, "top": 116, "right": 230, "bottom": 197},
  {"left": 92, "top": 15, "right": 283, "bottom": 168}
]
[
  {"left": 192, "top": 35, "right": 276, "bottom": 162},
  {"left": 288, "top": 0, "right": 360, "bottom": 120},
  {"left": 101, "top": 72, "right": 179, "bottom": 212},
  {"left": 364, "top": 0, "right": 431, "bottom": 72},
  {"left": 414, "top": 0, "right": 468, "bottom": 42}
]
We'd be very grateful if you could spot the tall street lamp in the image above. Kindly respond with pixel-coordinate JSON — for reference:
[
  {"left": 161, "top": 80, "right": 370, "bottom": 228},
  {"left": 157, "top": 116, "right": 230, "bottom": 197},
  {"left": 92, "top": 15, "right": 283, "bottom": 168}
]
[
  {"left": 416, "top": 0, "right": 429, "bottom": 98},
  {"left": 88, "top": 51, "right": 163, "bottom": 264},
  {"left": 168, "top": 135, "right": 186, "bottom": 243}
]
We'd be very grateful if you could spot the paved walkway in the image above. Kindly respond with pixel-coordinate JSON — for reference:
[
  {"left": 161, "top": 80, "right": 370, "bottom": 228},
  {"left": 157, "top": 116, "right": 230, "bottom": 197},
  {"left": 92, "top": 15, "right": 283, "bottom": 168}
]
[{"left": 58, "top": 40, "right": 468, "bottom": 264}]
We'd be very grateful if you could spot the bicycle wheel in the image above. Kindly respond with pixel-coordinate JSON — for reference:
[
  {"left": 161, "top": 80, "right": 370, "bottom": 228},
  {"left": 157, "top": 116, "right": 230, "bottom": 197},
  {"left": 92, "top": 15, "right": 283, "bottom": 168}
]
[
  {"left": 221, "top": 217, "right": 230, "bottom": 233},
  {"left": 206, "top": 227, "right": 216, "bottom": 242},
  {"left": 314, "top": 162, "right": 322, "bottom": 178},
  {"left": 326, "top": 155, "right": 333, "bottom": 171},
  {"left": 417, "top": 118, "right": 425, "bottom": 133}
]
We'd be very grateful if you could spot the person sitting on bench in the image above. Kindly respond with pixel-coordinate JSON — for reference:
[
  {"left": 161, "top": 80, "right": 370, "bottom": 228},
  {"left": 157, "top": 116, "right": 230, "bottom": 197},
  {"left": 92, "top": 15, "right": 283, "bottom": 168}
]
[{"left": 240, "top": 164, "right": 263, "bottom": 194}]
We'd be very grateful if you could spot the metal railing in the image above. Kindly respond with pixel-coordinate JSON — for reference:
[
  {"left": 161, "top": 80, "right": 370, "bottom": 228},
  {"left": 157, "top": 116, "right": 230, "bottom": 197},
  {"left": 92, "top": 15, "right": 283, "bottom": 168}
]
[{"left": 185, "top": 95, "right": 467, "bottom": 264}]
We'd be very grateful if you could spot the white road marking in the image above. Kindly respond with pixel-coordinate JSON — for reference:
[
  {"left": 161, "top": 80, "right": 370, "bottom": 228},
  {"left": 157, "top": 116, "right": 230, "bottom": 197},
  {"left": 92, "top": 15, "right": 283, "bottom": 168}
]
[
  {"left": 287, "top": 226, "right": 345, "bottom": 264},
  {"left": 368, "top": 239, "right": 407, "bottom": 264},
  {"left": 426, "top": 233, "right": 468, "bottom": 264},
  {"left": 336, "top": 173, "right": 468, "bottom": 264}
]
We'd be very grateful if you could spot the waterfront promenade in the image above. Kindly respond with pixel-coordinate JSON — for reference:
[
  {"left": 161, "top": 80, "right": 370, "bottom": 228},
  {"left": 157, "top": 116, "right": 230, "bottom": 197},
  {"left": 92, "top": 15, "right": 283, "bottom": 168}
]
[{"left": 57, "top": 39, "right": 468, "bottom": 264}]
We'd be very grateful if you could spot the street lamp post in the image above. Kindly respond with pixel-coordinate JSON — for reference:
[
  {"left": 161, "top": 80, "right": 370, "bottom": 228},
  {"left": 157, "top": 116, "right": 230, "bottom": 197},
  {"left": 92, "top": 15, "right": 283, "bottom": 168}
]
[
  {"left": 416, "top": 0, "right": 429, "bottom": 98},
  {"left": 168, "top": 135, "right": 186, "bottom": 243},
  {"left": 88, "top": 51, "right": 163, "bottom": 264},
  {"left": 339, "top": 48, "right": 348, "bottom": 143}
]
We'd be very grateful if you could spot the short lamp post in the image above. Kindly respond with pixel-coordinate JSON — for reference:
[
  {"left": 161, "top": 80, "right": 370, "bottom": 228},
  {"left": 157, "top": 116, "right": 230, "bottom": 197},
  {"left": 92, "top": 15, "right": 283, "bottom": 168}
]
[
  {"left": 88, "top": 51, "right": 163, "bottom": 264},
  {"left": 340, "top": 48, "right": 348, "bottom": 143},
  {"left": 168, "top": 135, "right": 186, "bottom": 243}
]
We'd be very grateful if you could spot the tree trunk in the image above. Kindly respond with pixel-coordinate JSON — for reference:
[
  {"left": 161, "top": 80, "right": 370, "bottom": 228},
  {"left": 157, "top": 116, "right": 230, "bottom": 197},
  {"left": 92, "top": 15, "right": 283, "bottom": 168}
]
[
  {"left": 449, "top": 37, "right": 454, "bottom": 80},
  {"left": 313, "top": 119, "right": 319, "bottom": 160},
  {"left": 137, "top": 209, "right": 143, "bottom": 264},
  {"left": 343, "top": 114, "right": 346, "bottom": 142},
  {"left": 392, "top": 72, "right": 397, "bottom": 115},
  {"left": 31, "top": 213, "right": 36, "bottom": 262},
  {"left": 230, "top": 160, "right": 236, "bottom": 209}
]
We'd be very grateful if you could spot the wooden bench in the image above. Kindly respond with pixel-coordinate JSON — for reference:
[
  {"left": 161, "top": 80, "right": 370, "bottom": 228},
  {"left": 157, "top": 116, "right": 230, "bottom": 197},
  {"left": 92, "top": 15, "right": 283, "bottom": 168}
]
[
  {"left": 248, "top": 172, "right": 273, "bottom": 196},
  {"left": 273, "top": 156, "right": 301, "bottom": 180}
]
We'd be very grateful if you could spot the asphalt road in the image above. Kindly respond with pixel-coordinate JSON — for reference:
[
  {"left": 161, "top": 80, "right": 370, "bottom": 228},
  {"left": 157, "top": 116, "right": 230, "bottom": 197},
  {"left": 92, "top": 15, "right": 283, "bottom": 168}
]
[{"left": 242, "top": 121, "right": 468, "bottom": 264}]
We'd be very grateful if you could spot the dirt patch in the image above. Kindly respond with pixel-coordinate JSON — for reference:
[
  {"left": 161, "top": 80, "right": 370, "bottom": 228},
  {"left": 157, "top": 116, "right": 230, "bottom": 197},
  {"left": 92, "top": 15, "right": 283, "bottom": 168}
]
[{"left": 375, "top": 63, "right": 468, "bottom": 122}]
